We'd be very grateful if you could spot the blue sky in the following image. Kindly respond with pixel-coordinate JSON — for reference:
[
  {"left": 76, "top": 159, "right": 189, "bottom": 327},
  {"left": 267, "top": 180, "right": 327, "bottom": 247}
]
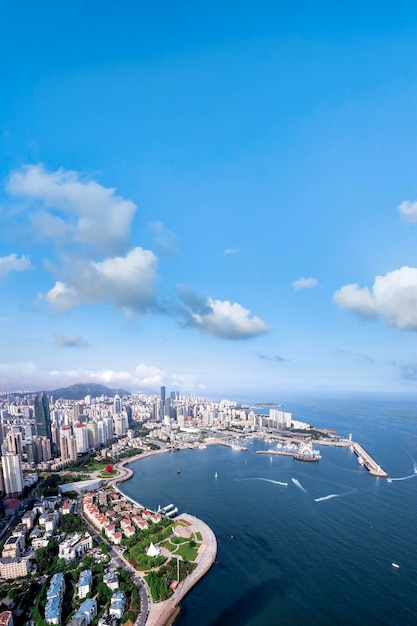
[{"left": 2, "top": 1, "right": 417, "bottom": 399}]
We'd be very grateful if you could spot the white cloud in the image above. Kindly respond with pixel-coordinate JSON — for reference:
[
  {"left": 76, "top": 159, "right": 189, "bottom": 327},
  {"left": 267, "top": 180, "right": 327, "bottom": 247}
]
[
  {"left": 224, "top": 248, "right": 238, "bottom": 255},
  {"left": 43, "top": 247, "right": 158, "bottom": 315},
  {"left": 291, "top": 277, "right": 318, "bottom": 291},
  {"left": 334, "top": 266, "right": 417, "bottom": 329},
  {"left": 7, "top": 164, "right": 137, "bottom": 254},
  {"left": 0, "top": 253, "right": 33, "bottom": 276},
  {"left": 178, "top": 287, "right": 269, "bottom": 339},
  {"left": 48, "top": 364, "right": 165, "bottom": 390},
  {"left": 0, "top": 362, "right": 166, "bottom": 392},
  {"left": 398, "top": 200, "right": 417, "bottom": 224}
]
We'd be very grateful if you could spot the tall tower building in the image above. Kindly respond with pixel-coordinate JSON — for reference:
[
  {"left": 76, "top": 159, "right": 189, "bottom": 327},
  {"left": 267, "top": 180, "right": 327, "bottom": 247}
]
[
  {"left": 73, "top": 404, "right": 81, "bottom": 423},
  {"left": 113, "top": 395, "right": 122, "bottom": 415},
  {"left": 159, "top": 386, "right": 166, "bottom": 422},
  {"left": 1, "top": 453, "right": 23, "bottom": 496},
  {"left": 34, "top": 392, "right": 52, "bottom": 440}
]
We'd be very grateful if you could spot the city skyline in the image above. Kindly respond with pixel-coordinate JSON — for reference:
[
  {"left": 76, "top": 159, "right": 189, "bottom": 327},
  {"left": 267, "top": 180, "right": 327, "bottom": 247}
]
[{"left": 2, "top": 2, "right": 417, "bottom": 398}]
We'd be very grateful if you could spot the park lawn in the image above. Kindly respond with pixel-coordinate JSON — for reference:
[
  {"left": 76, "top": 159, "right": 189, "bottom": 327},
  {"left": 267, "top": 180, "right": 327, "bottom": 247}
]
[
  {"left": 176, "top": 542, "right": 199, "bottom": 561},
  {"left": 171, "top": 536, "right": 188, "bottom": 545},
  {"left": 99, "top": 470, "right": 120, "bottom": 478},
  {"left": 196, "top": 532, "right": 202, "bottom": 541}
]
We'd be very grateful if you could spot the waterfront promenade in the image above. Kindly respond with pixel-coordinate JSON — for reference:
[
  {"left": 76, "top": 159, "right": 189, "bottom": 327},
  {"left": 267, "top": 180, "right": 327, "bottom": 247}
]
[{"left": 107, "top": 449, "right": 217, "bottom": 626}]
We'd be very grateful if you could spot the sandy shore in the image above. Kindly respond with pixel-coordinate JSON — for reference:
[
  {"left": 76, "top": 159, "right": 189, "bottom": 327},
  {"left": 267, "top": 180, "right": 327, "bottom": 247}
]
[{"left": 109, "top": 447, "right": 218, "bottom": 626}]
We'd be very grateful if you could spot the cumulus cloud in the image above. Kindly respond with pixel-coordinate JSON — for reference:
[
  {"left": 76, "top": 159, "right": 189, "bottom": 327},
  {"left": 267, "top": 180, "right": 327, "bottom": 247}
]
[
  {"left": 7, "top": 164, "right": 137, "bottom": 254},
  {"left": 177, "top": 286, "right": 269, "bottom": 339},
  {"left": 334, "top": 266, "right": 417, "bottom": 329},
  {"left": 43, "top": 247, "right": 158, "bottom": 315},
  {"left": 398, "top": 200, "right": 417, "bottom": 224},
  {"left": 224, "top": 248, "right": 238, "bottom": 255},
  {"left": 291, "top": 277, "right": 318, "bottom": 291},
  {"left": 48, "top": 364, "right": 165, "bottom": 390},
  {"left": 55, "top": 334, "right": 89, "bottom": 348},
  {"left": 0, "top": 253, "right": 33, "bottom": 276},
  {"left": 0, "top": 362, "right": 166, "bottom": 392}
]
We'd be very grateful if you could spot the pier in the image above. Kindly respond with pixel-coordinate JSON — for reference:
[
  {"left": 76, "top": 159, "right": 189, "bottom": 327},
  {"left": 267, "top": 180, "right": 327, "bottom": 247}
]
[{"left": 351, "top": 442, "right": 388, "bottom": 477}]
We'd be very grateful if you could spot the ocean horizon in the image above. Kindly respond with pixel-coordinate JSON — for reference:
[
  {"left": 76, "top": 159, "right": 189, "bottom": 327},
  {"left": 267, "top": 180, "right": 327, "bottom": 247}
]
[{"left": 120, "top": 393, "right": 417, "bottom": 625}]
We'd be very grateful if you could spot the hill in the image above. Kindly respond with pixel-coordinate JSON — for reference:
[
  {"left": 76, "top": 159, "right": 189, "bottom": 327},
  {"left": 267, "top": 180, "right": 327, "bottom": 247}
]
[{"left": 40, "top": 382, "right": 131, "bottom": 401}]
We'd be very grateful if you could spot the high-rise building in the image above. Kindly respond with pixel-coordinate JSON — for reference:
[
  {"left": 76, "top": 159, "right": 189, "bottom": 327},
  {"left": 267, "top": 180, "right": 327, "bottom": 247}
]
[
  {"left": 73, "top": 404, "right": 81, "bottom": 423},
  {"left": 25, "top": 439, "right": 38, "bottom": 465},
  {"left": 113, "top": 395, "right": 121, "bottom": 415},
  {"left": 86, "top": 422, "right": 98, "bottom": 448},
  {"left": 114, "top": 414, "right": 127, "bottom": 437},
  {"left": 5, "top": 432, "right": 22, "bottom": 457},
  {"left": 34, "top": 392, "right": 52, "bottom": 440},
  {"left": 1, "top": 453, "right": 23, "bottom": 496},
  {"left": 74, "top": 423, "right": 89, "bottom": 454},
  {"left": 159, "top": 386, "right": 166, "bottom": 422}
]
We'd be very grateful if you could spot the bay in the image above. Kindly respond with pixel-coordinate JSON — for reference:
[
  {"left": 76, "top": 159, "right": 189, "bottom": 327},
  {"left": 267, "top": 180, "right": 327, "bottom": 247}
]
[{"left": 120, "top": 393, "right": 417, "bottom": 625}]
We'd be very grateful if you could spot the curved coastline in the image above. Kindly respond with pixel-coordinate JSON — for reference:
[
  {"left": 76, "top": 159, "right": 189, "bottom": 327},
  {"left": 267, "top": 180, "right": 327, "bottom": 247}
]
[{"left": 108, "top": 448, "right": 218, "bottom": 626}]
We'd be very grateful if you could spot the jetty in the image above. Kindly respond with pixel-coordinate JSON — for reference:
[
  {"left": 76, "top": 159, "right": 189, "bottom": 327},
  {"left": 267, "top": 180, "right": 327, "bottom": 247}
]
[{"left": 351, "top": 442, "right": 388, "bottom": 477}]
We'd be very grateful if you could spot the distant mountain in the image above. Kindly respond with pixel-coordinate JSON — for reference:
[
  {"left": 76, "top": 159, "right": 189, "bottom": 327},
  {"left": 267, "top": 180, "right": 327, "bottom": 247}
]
[{"left": 39, "top": 382, "right": 131, "bottom": 401}]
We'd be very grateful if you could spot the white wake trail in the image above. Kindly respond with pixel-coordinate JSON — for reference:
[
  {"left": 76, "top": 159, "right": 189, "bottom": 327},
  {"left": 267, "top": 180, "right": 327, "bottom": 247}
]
[
  {"left": 315, "top": 494, "right": 339, "bottom": 502},
  {"left": 235, "top": 477, "right": 288, "bottom": 487},
  {"left": 388, "top": 473, "right": 417, "bottom": 482}
]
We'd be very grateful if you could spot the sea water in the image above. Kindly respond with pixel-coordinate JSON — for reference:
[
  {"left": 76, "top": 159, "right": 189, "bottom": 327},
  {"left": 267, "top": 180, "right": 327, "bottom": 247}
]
[{"left": 120, "top": 393, "right": 417, "bottom": 625}]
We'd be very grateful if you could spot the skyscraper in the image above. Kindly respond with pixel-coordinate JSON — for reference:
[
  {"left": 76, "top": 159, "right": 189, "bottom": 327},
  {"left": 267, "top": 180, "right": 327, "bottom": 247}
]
[
  {"left": 159, "top": 386, "right": 166, "bottom": 422},
  {"left": 34, "top": 392, "right": 52, "bottom": 440},
  {"left": 113, "top": 394, "right": 122, "bottom": 415}
]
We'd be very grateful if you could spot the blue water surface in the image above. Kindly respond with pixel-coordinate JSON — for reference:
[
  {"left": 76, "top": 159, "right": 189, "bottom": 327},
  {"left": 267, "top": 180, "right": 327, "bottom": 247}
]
[{"left": 120, "top": 394, "right": 417, "bottom": 626}]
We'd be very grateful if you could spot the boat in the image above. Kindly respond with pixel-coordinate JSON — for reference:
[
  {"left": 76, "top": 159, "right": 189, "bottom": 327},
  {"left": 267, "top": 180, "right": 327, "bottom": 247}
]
[
  {"left": 158, "top": 503, "right": 179, "bottom": 518},
  {"left": 392, "top": 562, "right": 400, "bottom": 569},
  {"left": 177, "top": 469, "right": 181, "bottom": 474},
  {"left": 357, "top": 456, "right": 365, "bottom": 466},
  {"left": 214, "top": 472, "right": 218, "bottom": 478}
]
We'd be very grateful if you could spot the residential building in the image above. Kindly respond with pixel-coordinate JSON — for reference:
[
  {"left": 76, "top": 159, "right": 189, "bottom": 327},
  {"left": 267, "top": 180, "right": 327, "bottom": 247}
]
[{"left": 78, "top": 569, "right": 93, "bottom": 598}]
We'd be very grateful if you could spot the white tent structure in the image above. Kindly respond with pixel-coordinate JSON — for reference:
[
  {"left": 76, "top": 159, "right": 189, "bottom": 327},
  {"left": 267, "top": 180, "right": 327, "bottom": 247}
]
[{"left": 146, "top": 542, "right": 161, "bottom": 557}]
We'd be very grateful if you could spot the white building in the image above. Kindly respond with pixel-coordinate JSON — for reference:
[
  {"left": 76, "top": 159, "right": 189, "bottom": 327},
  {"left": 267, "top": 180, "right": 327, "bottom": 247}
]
[
  {"left": 1, "top": 453, "right": 23, "bottom": 495},
  {"left": 74, "top": 424, "right": 89, "bottom": 454}
]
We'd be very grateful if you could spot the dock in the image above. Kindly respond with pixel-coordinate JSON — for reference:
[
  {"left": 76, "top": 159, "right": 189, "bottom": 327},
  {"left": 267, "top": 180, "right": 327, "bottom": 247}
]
[{"left": 351, "top": 442, "right": 388, "bottom": 477}]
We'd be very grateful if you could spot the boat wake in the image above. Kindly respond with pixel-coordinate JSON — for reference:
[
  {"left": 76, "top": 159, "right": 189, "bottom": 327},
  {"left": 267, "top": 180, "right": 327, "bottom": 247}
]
[
  {"left": 314, "top": 488, "right": 357, "bottom": 502},
  {"left": 387, "top": 473, "right": 417, "bottom": 482},
  {"left": 236, "top": 477, "right": 288, "bottom": 487},
  {"left": 291, "top": 478, "right": 307, "bottom": 492},
  {"left": 314, "top": 494, "right": 339, "bottom": 502}
]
